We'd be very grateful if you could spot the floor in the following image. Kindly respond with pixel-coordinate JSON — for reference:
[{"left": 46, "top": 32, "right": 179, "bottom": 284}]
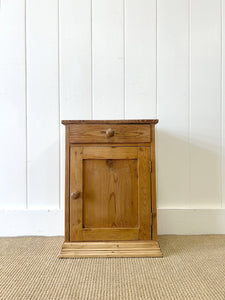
[{"left": 0, "top": 235, "right": 224, "bottom": 300}]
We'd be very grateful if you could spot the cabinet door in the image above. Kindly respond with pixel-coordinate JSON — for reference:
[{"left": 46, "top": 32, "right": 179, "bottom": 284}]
[{"left": 70, "top": 146, "right": 151, "bottom": 241}]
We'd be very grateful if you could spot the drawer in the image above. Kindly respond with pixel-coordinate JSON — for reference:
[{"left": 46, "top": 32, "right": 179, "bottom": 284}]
[{"left": 69, "top": 124, "right": 151, "bottom": 144}]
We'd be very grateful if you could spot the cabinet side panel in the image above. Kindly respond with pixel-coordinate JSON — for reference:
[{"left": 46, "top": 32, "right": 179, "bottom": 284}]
[
  {"left": 64, "top": 126, "right": 70, "bottom": 242},
  {"left": 138, "top": 147, "right": 151, "bottom": 240},
  {"left": 150, "top": 125, "right": 157, "bottom": 240}
]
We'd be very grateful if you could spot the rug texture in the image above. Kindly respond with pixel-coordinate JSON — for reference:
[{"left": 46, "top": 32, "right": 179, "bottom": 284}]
[{"left": 0, "top": 235, "right": 224, "bottom": 300}]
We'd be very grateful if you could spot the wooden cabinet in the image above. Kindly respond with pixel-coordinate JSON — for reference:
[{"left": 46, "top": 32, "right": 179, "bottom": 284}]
[{"left": 59, "top": 120, "right": 162, "bottom": 258}]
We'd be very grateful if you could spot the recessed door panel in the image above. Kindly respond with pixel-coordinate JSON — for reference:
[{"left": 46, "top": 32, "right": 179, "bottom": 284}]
[
  {"left": 83, "top": 159, "right": 138, "bottom": 228},
  {"left": 70, "top": 146, "right": 151, "bottom": 241}
]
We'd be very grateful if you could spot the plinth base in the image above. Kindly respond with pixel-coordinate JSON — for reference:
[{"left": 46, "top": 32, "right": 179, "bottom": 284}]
[{"left": 59, "top": 240, "right": 163, "bottom": 258}]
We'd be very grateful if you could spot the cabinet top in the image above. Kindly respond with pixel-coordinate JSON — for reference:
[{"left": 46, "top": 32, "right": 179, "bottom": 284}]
[{"left": 61, "top": 119, "right": 159, "bottom": 125}]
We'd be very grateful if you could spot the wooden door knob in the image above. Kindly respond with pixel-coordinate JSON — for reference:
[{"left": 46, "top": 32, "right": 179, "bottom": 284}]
[
  {"left": 106, "top": 128, "right": 114, "bottom": 137},
  {"left": 71, "top": 191, "right": 80, "bottom": 199}
]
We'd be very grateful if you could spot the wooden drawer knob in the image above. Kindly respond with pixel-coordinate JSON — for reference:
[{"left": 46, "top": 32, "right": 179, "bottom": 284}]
[
  {"left": 71, "top": 191, "right": 80, "bottom": 199},
  {"left": 106, "top": 128, "right": 114, "bottom": 137}
]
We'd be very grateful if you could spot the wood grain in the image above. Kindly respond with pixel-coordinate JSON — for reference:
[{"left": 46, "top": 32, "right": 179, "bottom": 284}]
[
  {"left": 82, "top": 146, "right": 138, "bottom": 159},
  {"left": 59, "top": 241, "right": 163, "bottom": 258},
  {"left": 70, "top": 147, "right": 83, "bottom": 241},
  {"left": 82, "top": 228, "right": 139, "bottom": 241},
  {"left": 150, "top": 125, "right": 157, "bottom": 240},
  {"left": 62, "top": 240, "right": 158, "bottom": 249},
  {"left": 62, "top": 119, "right": 158, "bottom": 125},
  {"left": 69, "top": 146, "right": 140, "bottom": 241},
  {"left": 138, "top": 147, "right": 151, "bottom": 240},
  {"left": 68, "top": 143, "right": 151, "bottom": 147},
  {"left": 83, "top": 159, "right": 138, "bottom": 228},
  {"left": 69, "top": 124, "right": 151, "bottom": 144},
  {"left": 64, "top": 126, "right": 70, "bottom": 242},
  {"left": 62, "top": 121, "right": 161, "bottom": 256}
]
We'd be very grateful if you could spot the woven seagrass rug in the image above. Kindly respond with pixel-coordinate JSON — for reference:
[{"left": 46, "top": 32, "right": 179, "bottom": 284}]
[{"left": 0, "top": 235, "right": 224, "bottom": 299}]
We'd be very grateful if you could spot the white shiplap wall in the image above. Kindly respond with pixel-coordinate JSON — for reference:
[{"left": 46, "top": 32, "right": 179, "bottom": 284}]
[
  {"left": 26, "top": 0, "right": 60, "bottom": 209},
  {"left": 0, "top": 0, "right": 224, "bottom": 236},
  {"left": 0, "top": 0, "right": 26, "bottom": 209}
]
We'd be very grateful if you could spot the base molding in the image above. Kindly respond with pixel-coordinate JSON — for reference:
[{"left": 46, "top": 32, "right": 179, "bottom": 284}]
[
  {"left": 1, "top": 208, "right": 225, "bottom": 236},
  {"left": 158, "top": 208, "right": 225, "bottom": 234},
  {"left": 59, "top": 240, "right": 163, "bottom": 258}
]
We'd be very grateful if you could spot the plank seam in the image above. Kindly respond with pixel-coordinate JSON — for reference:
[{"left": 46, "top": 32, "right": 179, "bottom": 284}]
[
  {"left": 91, "top": 0, "right": 93, "bottom": 119},
  {"left": 221, "top": 0, "right": 224, "bottom": 208},
  {"left": 123, "top": 0, "right": 126, "bottom": 119},
  {"left": 188, "top": 0, "right": 191, "bottom": 208},
  {"left": 155, "top": 0, "right": 158, "bottom": 119},
  {"left": 155, "top": 0, "right": 159, "bottom": 213},
  {"left": 58, "top": 0, "right": 61, "bottom": 210},
  {"left": 25, "top": 0, "right": 28, "bottom": 209}
]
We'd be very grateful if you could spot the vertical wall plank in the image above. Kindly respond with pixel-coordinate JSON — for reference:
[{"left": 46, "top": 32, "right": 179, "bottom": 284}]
[
  {"left": 92, "top": 0, "right": 124, "bottom": 119},
  {"left": 60, "top": 0, "right": 92, "bottom": 120},
  {"left": 27, "top": 0, "right": 59, "bottom": 208},
  {"left": 60, "top": 0, "right": 92, "bottom": 208},
  {"left": 222, "top": 0, "right": 225, "bottom": 208},
  {"left": 0, "top": 0, "right": 26, "bottom": 209},
  {"left": 190, "top": 0, "right": 221, "bottom": 207},
  {"left": 157, "top": 0, "right": 189, "bottom": 207},
  {"left": 125, "top": 0, "right": 156, "bottom": 118}
]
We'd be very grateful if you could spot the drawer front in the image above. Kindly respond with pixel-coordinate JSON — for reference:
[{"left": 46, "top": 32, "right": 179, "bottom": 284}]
[{"left": 69, "top": 124, "right": 151, "bottom": 143}]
